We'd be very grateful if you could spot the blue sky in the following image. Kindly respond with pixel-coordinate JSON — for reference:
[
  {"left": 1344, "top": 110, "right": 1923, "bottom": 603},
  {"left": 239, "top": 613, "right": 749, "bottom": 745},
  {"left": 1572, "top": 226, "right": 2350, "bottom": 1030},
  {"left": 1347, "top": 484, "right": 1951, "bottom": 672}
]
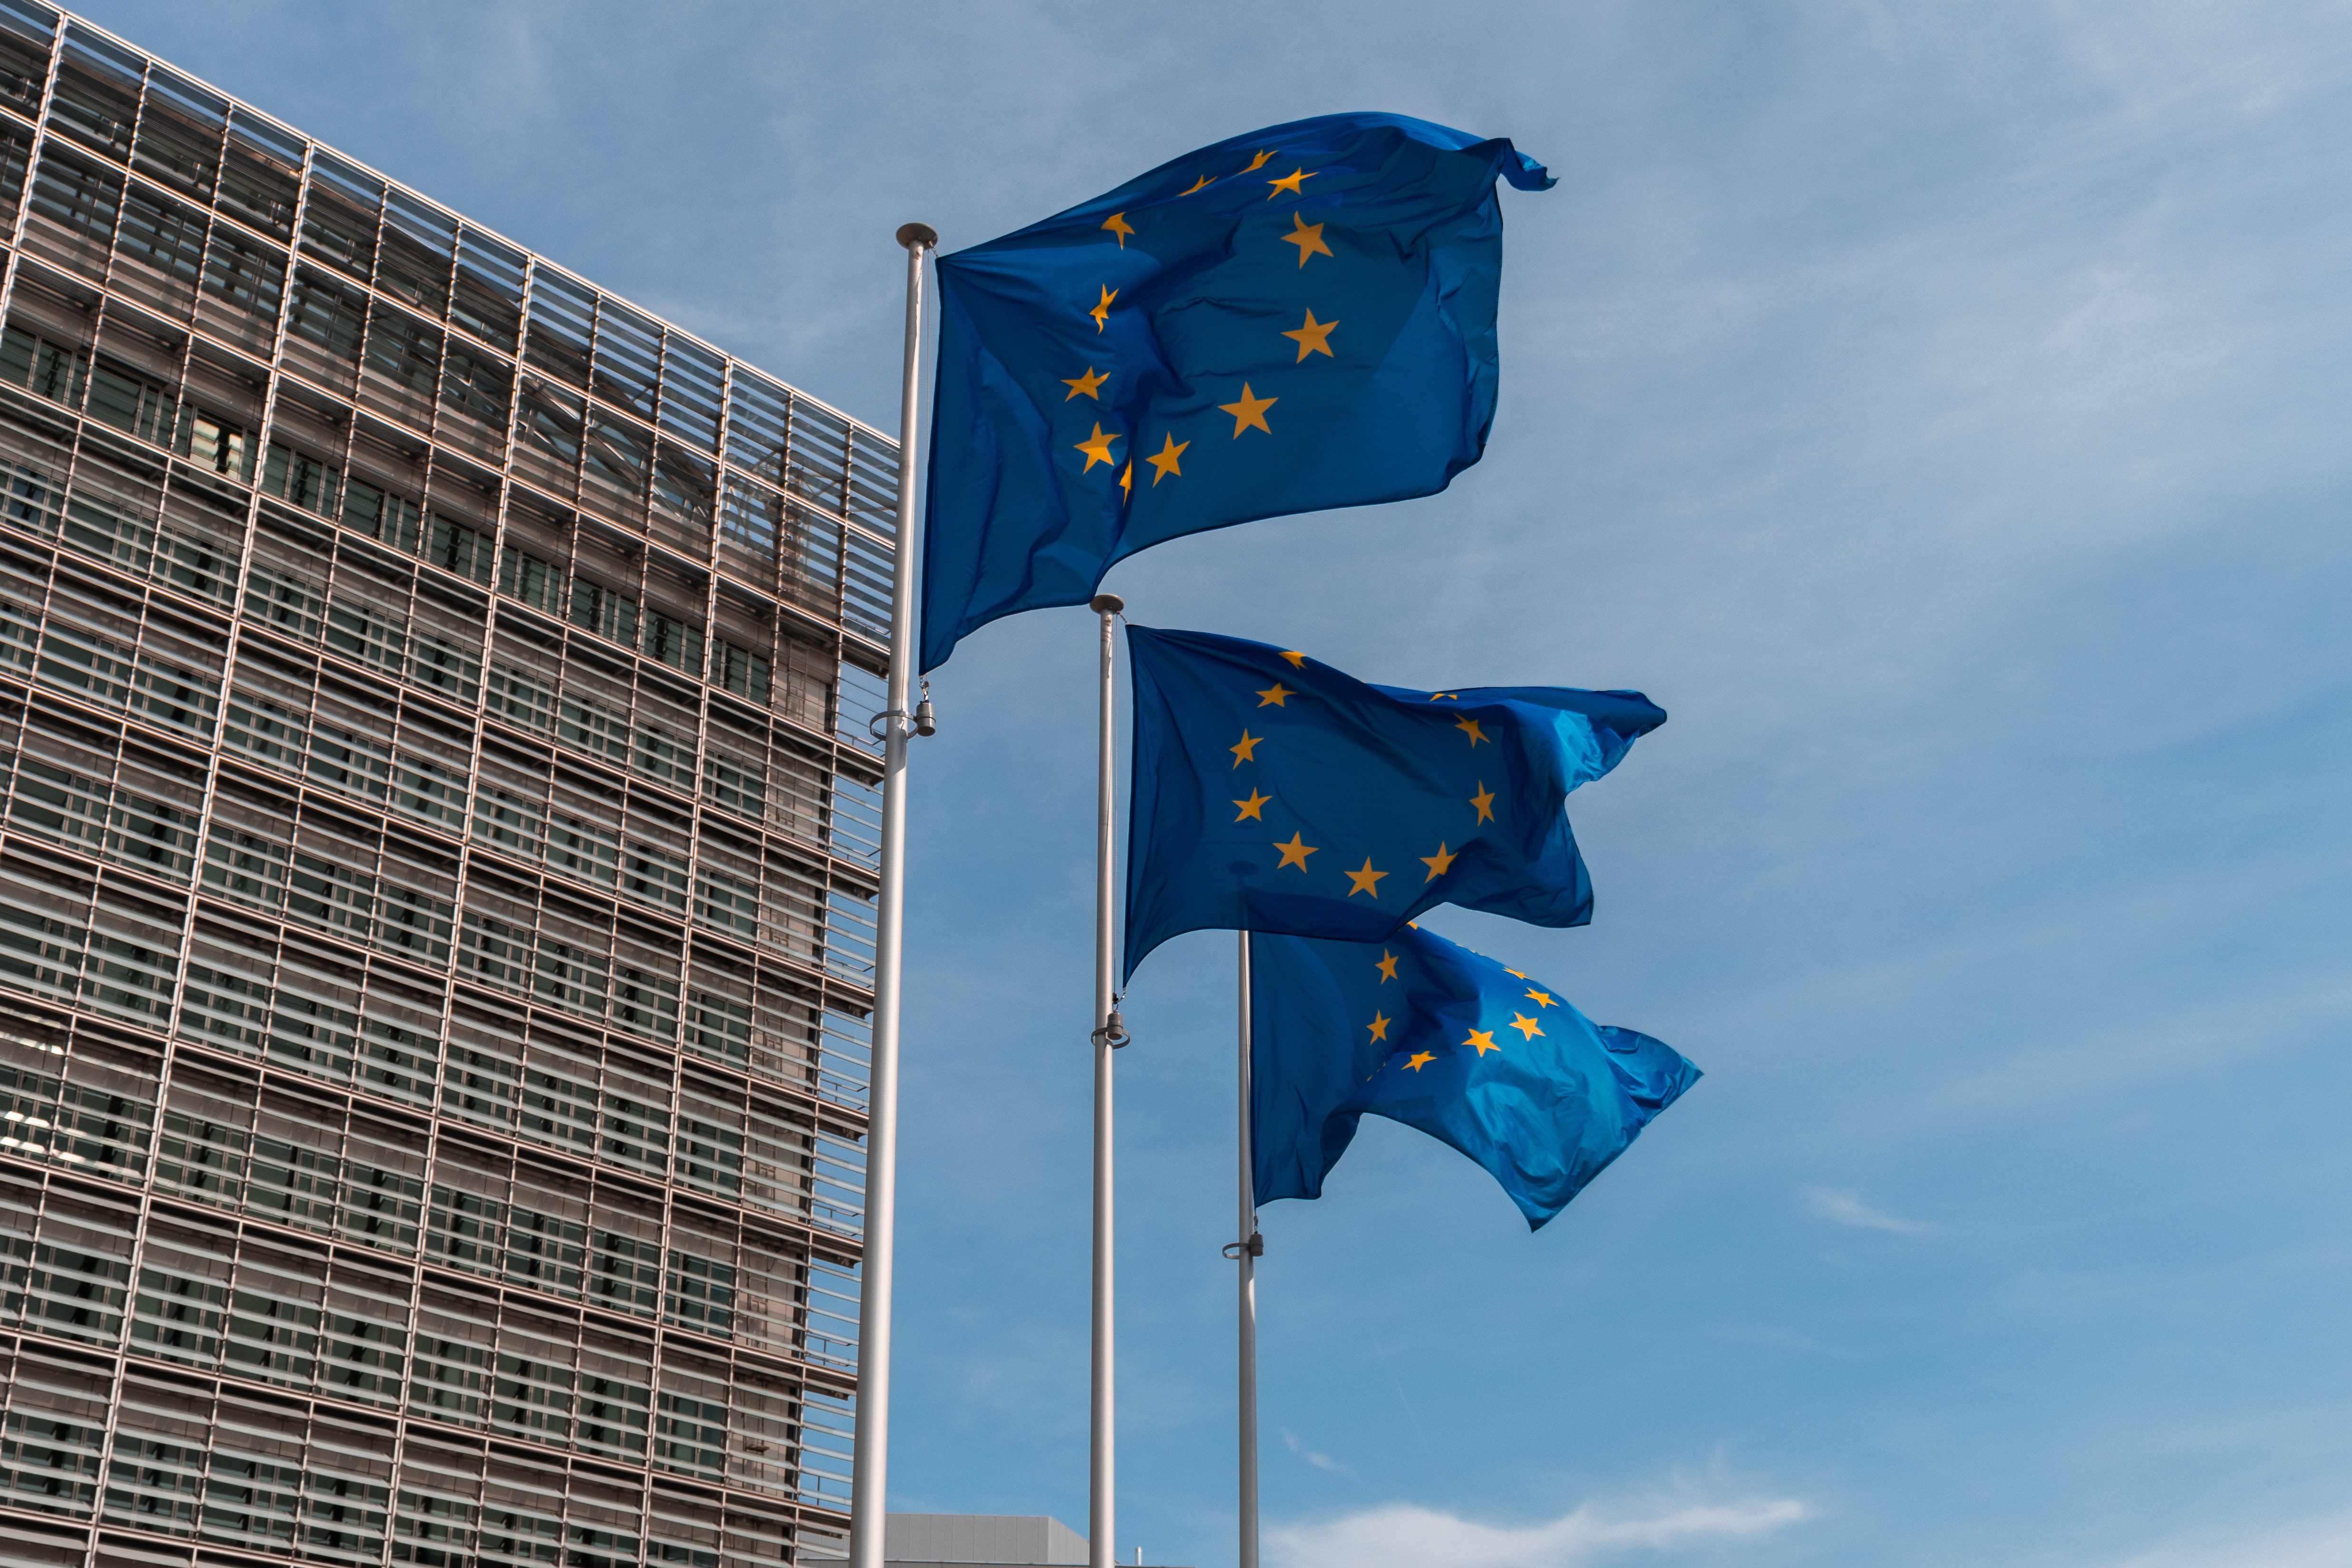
[{"left": 79, "top": 4, "right": 2352, "bottom": 1566}]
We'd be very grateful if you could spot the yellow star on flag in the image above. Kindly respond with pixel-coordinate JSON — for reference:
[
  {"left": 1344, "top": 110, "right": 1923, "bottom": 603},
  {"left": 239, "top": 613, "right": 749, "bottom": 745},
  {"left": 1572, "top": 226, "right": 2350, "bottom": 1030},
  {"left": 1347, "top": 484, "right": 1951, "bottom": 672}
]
[
  {"left": 1427, "top": 692, "right": 1461, "bottom": 701},
  {"left": 1101, "top": 212, "right": 1135, "bottom": 248},
  {"left": 1062, "top": 366, "right": 1109, "bottom": 401},
  {"left": 1469, "top": 782, "right": 1496, "bottom": 823},
  {"left": 1367, "top": 1011, "right": 1390, "bottom": 1043},
  {"left": 1456, "top": 715, "right": 1490, "bottom": 746},
  {"left": 1273, "top": 832, "right": 1318, "bottom": 871},
  {"left": 1283, "top": 309, "right": 1339, "bottom": 361},
  {"left": 1254, "top": 682, "right": 1295, "bottom": 707},
  {"left": 1465, "top": 1028, "right": 1499, "bottom": 1056},
  {"left": 1281, "top": 211, "right": 1332, "bottom": 267},
  {"left": 1073, "top": 423, "right": 1120, "bottom": 472},
  {"left": 1280, "top": 650, "right": 1307, "bottom": 667},
  {"left": 1506, "top": 968, "right": 1527, "bottom": 979},
  {"left": 1266, "top": 166, "right": 1315, "bottom": 199},
  {"left": 1376, "top": 949, "right": 1400, "bottom": 982},
  {"left": 1241, "top": 149, "right": 1277, "bottom": 173},
  {"left": 1147, "top": 430, "right": 1189, "bottom": 485},
  {"left": 1230, "top": 730, "right": 1262, "bottom": 766},
  {"left": 1406, "top": 1051, "right": 1437, "bottom": 1072},
  {"left": 1219, "top": 384, "right": 1278, "bottom": 437},
  {"left": 1420, "top": 842, "right": 1456, "bottom": 882},
  {"left": 1525, "top": 988, "right": 1556, "bottom": 1009},
  {"left": 1181, "top": 174, "right": 1214, "bottom": 195},
  {"left": 1509, "top": 1013, "right": 1545, "bottom": 1041},
  {"left": 1089, "top": 284, "right": 1118, "bottom": 331},
  {"left": 1344, "top": 857, "right": 1388, "bottom": 898},
  {"left": 1232, "top": 788, "right": 1271, "bottom": 822},
  {"left": 1118, "top": 461, "right": 1133, "bottom": 501}
]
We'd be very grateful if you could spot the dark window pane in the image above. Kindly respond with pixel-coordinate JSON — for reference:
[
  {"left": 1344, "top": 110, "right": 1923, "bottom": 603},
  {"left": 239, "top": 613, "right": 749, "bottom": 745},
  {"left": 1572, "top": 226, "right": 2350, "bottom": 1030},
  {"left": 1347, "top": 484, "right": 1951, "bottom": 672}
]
[
  {"left": 30, "top": 145, "right": 122, "bottom": 236},
  {"left": 288, "top": 267, "right": 368, "bottom": 363},
  {"left": 50, "top": 26, "right": 141, "bottom": 161},
  {"left": 116, "top": 185, "right": 206, "bottom": 282},
  {"left": 135, "top": 67, "right": 226, "bottom": 196},
  {"left": 201, "top": 229, "right": 285, "bottom": 321},
  {"left": 591, "top": 298, "right": 661, "bottom": 420},
  {"left": 363, "top": 302, "right": 442, "bottom": 394},
  {"left": 523, "top": 268, "right": 593, "bottom": 389},
  {"left": 378, "top": 187, "right": 455, "bottom": 316},
  {"left": 0, "top": 13, "right": 52, "bottom": 116},
  {"left": 440, "top": 345, "right": 511, "bottom": 430},
  {"left": 452, "top": 226, "right": 525, "bottom": 351},
  {"left": 302, "top": 149, "right": 381, "bottom": 282},
  {"left": 217, "top": 111, "right": 301, "bottom": 237}
]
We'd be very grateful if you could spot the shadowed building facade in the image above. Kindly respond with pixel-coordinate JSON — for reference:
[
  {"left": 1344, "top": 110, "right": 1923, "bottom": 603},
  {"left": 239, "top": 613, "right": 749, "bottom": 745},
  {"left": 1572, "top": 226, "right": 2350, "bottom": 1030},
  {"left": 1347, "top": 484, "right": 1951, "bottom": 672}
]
[{"left": 0, "top": 6, "right": 899, "bottom": 1568}]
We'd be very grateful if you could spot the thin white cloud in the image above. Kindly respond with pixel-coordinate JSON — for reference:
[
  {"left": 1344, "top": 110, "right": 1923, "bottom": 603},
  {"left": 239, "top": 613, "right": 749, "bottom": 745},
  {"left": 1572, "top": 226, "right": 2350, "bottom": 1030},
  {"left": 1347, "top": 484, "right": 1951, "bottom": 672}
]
[
  {"left": 1281, "top": 1427, "right": 1356, "bottom": 1478},
  {"left": 1711, "top": 1322, "right": 1863, "bottom": 1359},
  {"left": 2104, "top": 1510, "right": 2352, "bottom": 1568},
  {"left": 1807, "top": 1188, "right": 1926, "bottom": 1234},
  {"left": 1266, "top": 1495, "right": 1809, "bottom": 1568}
]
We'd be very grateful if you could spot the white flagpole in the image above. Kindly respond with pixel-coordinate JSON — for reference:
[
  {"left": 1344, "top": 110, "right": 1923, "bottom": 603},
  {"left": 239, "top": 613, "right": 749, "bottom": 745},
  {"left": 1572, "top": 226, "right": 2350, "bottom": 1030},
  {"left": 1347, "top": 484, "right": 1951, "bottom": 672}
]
[
  {"left": 1236, "top": 930, "right": 1262, "bottom": 1568},
  {"left": 1089, "top": 590, "right": 1128, "bottom": 1568},
  {"left": 847, "top": 220, "right": 936, "bottom": 1568}
]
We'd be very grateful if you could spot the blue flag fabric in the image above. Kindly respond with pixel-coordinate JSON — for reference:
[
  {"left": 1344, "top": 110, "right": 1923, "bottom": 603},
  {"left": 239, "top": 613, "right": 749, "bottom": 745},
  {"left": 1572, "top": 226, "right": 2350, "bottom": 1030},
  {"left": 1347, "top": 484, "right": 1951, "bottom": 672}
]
[
  {"left": 1252, "top": 924, "right": 1700, "bottom": 1229},
  {"left": 1123, "top": 626, "right": 1665, "bottom": 981},
  {"left": 920, "top": 113, "right": 1554, "bottom": 672}
]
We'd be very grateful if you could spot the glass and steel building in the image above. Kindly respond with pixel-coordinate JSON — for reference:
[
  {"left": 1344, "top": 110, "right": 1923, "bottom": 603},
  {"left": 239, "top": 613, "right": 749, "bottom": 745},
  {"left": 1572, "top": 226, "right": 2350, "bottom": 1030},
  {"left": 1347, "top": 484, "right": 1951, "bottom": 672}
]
[{"left": 0, "top": 8, "right": 900, "bottom": 1568}]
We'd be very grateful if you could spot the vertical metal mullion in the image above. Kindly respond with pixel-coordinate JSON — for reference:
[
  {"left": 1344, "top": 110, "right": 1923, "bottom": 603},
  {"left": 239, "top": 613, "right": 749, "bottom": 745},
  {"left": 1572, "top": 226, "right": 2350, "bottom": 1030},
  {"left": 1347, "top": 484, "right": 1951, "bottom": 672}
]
[
  {"left": 811, "top": 389, "right": 876, "bottom": 1548},
  {"left": 631, "top": 328, "right": 735, "bottom": 1560},
  {"left": 127, "top": 114, "right": 316, "bottom": 1558},
  {"left": 661, "top": 369, "right": 715, "bottom": 1124},
  {"left": 75, "top": 84, "right": 311, "bottom": 1568},
  {"left": 0, "top": 9, "right": 68, "bottom": 334},
  {"left": 573, "top": 300, "right": 680, "bottom": 1568},
  {"left": 71, "top": 35, "right": 150, "bottom": 438},
  {"left": 91, "top": 44, "right": 154, "bottom": 306},
  {"left": 375, "top": 238, "right": 539, "bottom": 1568}
]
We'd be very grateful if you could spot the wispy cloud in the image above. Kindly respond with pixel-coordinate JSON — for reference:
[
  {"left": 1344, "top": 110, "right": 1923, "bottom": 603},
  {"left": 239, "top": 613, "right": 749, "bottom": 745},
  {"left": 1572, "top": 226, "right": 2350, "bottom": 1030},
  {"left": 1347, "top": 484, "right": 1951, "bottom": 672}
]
[
  {"left": 1712, "top": 1322, "right": 1864, "bottom": 1359},
  {"left": 2104, "top": 1509, "right": 2352, "bottom": 1568},
  {"left": 1265, "top": 1494, "right": 1809, "bottom": 1568},
  {"left": 1807, "top": 1188, "right": 1927, "bottom": 1234},
  {"left": 1281, "top": 1427, "right": 1355, "bottom": 1479}
]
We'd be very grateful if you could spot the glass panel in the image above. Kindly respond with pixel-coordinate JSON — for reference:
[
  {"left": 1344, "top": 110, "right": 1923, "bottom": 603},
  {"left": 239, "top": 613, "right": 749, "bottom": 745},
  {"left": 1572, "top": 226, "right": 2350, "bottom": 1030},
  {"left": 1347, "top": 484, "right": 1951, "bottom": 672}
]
[
  {"left": 523, "top": 267, "right": 593, "bottom": 390},
  {"left": 200, "top": 225, "right": 285, "bottom": 327},
  {"left": 27, "top": 144, "right": 123, "bottom": 254},
  {"left": 787, "top": 399, "right": 851, "bottom": 514},
  {"left": 453, "top": 225, "right": 526, "bottom": 351},
  {"left": 219, "top": 109, "right": 302, "bottom": 238},
  {"left": 303, "top": 149, "right": 383, "bottom": 284},
  {"left": 723, "top": 367, "right": 790, "bottom": 486},
  {"left": 845, "top": 430, "right": 900, "bottom": 539},
  {"left": 114, "top": 182, "right": 207, "bottom": 290},
  {"left": 378, "top": 186, "right": 455, "bottom": 317},
  {"left": 135, "top": 66, "right": 226, "bottom": 197},
  {"left": 590, "top": 297, "right": 660, "bottom": 420},
  {"left": 0, "top": 4, "right": 52, "bottom": 119},
  {"left": 50, "top": 24, "right": 141, "bottom": 162},
  {"left": 661, "top": 336, "right": 723, "bottom": 450}
]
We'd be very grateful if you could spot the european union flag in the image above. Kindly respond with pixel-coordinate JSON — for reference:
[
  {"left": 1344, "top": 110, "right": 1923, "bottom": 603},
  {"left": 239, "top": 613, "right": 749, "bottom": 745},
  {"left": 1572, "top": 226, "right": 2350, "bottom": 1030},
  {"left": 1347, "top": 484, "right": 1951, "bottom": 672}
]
[
  {"left": 921, "top": 113, "right": 1554, "bottom": 672},
  {"left": 1253, "top": 924, "right": 1699, "bottom": 1229},
  {"left": 1123, "top": 627, "right": 1664, "bottom": 980}
]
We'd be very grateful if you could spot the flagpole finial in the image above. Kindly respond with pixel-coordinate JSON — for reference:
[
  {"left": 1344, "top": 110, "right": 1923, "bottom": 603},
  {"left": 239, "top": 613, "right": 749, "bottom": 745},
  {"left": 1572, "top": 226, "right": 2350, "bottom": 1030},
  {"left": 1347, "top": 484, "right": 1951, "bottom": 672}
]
[
  {"left": 896, "top": 223, "right": 938, "bottom": 251},
  {"left": 1090, "top": 593, "right": 1124, "bottom": 614}
]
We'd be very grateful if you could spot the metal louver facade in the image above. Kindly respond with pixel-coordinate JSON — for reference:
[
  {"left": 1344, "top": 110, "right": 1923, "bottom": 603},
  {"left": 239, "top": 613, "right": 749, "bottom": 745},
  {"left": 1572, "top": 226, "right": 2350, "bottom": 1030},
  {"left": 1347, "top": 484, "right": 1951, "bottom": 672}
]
[{"left": 0, "top": 8, "right": 896, "bottom": 1568}]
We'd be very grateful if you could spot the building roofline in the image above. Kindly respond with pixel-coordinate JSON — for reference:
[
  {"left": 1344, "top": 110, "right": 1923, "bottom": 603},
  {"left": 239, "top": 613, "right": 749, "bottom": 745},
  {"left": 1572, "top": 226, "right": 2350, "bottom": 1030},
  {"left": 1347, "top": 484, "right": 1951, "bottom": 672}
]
[{"left": 22, "top": 0, "right": 899, "bottom": 450}]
